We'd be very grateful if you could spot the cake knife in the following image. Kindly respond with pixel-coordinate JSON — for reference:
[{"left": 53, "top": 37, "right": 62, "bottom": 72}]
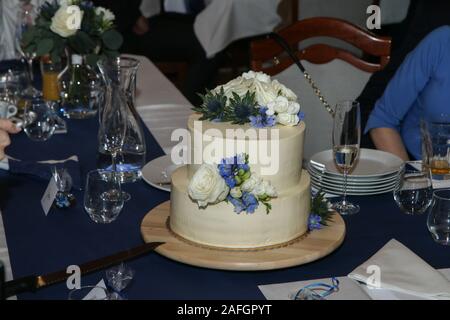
[{"left": 0, "top": 241, "right": 164, "bottom": 299}]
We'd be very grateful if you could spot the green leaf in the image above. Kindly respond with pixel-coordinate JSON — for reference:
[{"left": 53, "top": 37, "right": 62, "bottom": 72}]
[
  {"left": 36, "top": 39, "right": 54, "bottom": 56},
  {"left": 68, "top": 31, "right": 97, "bottom": 54},
  {"left": 21, "top": 28, "right": 37, "bottom": 47},
  {"left": 101, "top": 29, "right": 123, "bottom": 51},
  {"left": 85, "top": 54, "right": 100, "bottom": 67}
]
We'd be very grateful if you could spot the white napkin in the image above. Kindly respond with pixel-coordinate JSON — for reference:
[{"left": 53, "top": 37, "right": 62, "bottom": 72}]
[{"left": 348, "top": 239, "right": 450, "bottom": 300}]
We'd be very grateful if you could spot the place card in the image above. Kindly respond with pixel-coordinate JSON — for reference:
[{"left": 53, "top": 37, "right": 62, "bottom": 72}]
[
  {"left": 83, "top": 279, "right": 107, "bottom": 300},
  {"left": 41, "top": 177, "right": 58, "bottom": 216}
]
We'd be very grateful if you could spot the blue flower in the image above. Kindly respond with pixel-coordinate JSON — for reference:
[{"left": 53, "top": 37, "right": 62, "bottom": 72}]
[
  {"left": 249, "top": 107, "right": 277, "bottom": 128},
  {"left": 218, "top": 163, "right": 233, "bottom": 178},
  {"left": 242, "top": 192, "right": 259, "bottom": 214},
  {"left": 308, "top": 214, "right": 323, "bottom": 231},
  {"left": 237, "top": 163, "right": 250, "bottom": 172},
  {"left": 225, "top": 176, "right": 236, "bottom": 188},
  {"left": 298, "top": 111, "right": 305, "bottom": 121},
  {"left": 228, "top": 196, "right": 245, "bottom": 214}
]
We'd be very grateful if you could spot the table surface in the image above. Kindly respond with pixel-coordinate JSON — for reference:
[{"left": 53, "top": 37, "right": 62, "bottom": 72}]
[{"left": 1, "top": 57, "right": 449, "bottom": 300}]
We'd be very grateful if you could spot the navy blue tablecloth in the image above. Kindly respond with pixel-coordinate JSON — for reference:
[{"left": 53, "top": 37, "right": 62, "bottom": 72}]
[{"left": 1, "top": 115, "right": 449, "bottom": 300}]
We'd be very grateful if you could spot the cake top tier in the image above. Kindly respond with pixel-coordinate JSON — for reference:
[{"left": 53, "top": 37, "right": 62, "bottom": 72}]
[{"left": 193, "top": 71, "right": 304, "bottom": 128}]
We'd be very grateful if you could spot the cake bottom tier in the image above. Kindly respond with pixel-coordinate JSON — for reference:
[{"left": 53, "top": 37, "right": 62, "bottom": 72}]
[{"left": 170, "top": 166, "right": 311, "bottom": 249}]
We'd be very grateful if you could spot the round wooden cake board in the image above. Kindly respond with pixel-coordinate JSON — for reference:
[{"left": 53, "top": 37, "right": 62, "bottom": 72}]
[{"left": 140, "top": 201, "right": 346, "bottom": 271}]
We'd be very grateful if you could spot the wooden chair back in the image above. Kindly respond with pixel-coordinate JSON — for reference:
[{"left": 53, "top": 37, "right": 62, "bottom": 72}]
[{"left": 251, "top": 17, "right": 391, "bottom": 75}]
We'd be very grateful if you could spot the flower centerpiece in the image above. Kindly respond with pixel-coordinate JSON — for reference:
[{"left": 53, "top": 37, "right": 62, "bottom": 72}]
[
  {"left": 21, "top": 0, "right": 124, "bottom": 118},
  {"left": 188, "top": 154, "right": 277, "bottom": 214},
  {"left": 194, "top": 71, "right": 304, "bottom": 127},
  {"left": 22, "top": 0, "right": 123, "bottom": 65}
]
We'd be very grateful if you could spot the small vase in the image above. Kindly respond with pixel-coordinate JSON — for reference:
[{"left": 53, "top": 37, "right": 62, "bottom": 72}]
[{"left": 59, "top": 54, "right": 103, "bottom": 119}]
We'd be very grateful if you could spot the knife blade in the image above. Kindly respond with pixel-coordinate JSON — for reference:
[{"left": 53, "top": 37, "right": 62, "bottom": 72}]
[{"left": 2, "top": 241, "right": 164, "bottom": 299}]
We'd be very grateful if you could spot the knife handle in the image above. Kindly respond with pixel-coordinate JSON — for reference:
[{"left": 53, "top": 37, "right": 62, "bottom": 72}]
[{"left": 3, "top": 276, "right": 38, "bottom": 299}]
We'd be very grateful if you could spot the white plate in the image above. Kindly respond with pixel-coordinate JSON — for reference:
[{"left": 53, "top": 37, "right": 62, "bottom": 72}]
[
  {"left": 311, "top": 183, "right": 394, "bottom": 196},
  {"left": 142, "top": 155, "right": 183, "bottom": 192},
  {"left": 311, "top": 181, "right": 395, "bottom": 195},
  {"left": 308, "top": 165, "right": 399, "bottom": 185},
  {"left": 310, "top": 148, "right": 404, "bottom": 178},
  {"left": 310, "top": 175, "right": 397, "bottom": 191},
  {"left": 310, "top": 176, "right": 397, "bottom": 192}
]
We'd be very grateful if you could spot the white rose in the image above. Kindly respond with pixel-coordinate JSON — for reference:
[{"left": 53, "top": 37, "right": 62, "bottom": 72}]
[
  {"left": 188, "top": 164, "right": 229, "bottom": 208},
  {"left": 50, "top": 5, "right": 83, "bottom": 38},
  {"left": 95, "top": 7, "right": 115, "bottom": 22},
  {"left": 241, "top": 174, "right": 262, "bottom": 193},
  {"left": 252, "top": 180, "right": 278, "bottom": 198},
  {"left": 264, "top": 181, "right": 278, "bottom": 197},
  {"left": 242, "top": 71, "right": 271, "bottom": 83},
  {"left": 252, "top": 81, "right": 278, "bottom": 106},
  {"left": 277, "top": 113, "right": 300, "bottom": 126},
  {"left": 230, "top": 187, "right": 243, "bottom": 199},
  {"left": 286, "top": 101, "right": 300, "bottom": 115},
  {"left": 267, "top": 96, "right": 289, "bottom": 114},
  {"left": 58, "top": 0, "right": 71, "bottom": 6},
  {"left": 271, "top": 80, "right": 297, "bottom": 101}
]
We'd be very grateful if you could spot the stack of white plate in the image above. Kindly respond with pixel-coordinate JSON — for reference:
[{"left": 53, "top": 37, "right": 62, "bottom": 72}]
[{"left": 308, "top": 148, "right": 404, "bottom": 196}]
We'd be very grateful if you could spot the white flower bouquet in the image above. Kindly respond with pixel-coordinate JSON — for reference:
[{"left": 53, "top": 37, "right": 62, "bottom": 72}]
[{"left": 21, "top": 0, "right": 123, "bottom": 65}]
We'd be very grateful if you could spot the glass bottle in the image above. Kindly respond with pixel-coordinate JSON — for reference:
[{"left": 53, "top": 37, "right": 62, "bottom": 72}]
[
  {"left": 59, "top": 54, "right": 102, "bottom": 119},
  {"left": 40, "top": 55, "right": 62, "bottom": 102},
  {"left": 97, "top": 57, "right": 146, "bottom": 183}
]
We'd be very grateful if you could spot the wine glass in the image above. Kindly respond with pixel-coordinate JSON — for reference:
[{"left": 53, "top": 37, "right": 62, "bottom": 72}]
[
  {"left": 393, "top": 163, "right": 433, "bottom": 215},
  {"left": 98, "top": 86, "right": 128, "bottom": 201},
  {"left": 23, "top": 98, "right": 57, "bottom": 141},
  {"left": 15, "top": 0, "right": 40, "bottom": 98},
  {"left": 332, "top": 100, "right": 361, "bottom": 215},
  {"left": 428, "top": 189, "right": 450, "bottom": 245}
]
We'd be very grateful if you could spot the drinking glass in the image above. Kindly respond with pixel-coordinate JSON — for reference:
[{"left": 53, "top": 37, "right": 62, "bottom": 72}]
[
  {"left": 393, "top": 164, "right": 433, "bottom": 215},
  {"left": 15, "top": 0, "right": 40, "bottom": 98},
  {"left": 332, "top": 100, "right": 361, "bottom": 215},
  {"left": 421, "top": 115, "right": 450, "bottom": 179},
  {"left": 428, "top": 189, "right": 450, "bottom": 245},
  {"left": 84, "top": 170, "right": 124, "bottom": 224},
  {"left": 97, "top": 58, "right": 131, "bottom": 201},
  {"left": 23, "top": 98, "right": 57, "bottom": 141}
]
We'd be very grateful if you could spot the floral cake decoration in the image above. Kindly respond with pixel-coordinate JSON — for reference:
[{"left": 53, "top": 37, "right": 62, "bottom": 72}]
[
  {"left": 188, "top": 154, "right": 277, "bottom": 214},
  {"left": 193, "top": 71, "right": 304, "bottom": 127}
]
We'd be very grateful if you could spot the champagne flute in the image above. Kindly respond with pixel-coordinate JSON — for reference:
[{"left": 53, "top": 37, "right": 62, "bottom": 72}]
[
  {"left": 332, "top": 100, "right": 361, "bottom": 215},
  {"left": 98, "top": 87, "right": 128, "bottom": 202},
  {"left": 15, "top": 0, "right": 40, "bottom": 98}
]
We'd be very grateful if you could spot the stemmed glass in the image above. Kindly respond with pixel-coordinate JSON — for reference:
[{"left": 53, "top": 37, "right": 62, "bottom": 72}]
[
  {"left": 332, "top": 100, "right": 361, "bottom": 215},
  {"left": 98, "top": 88, "right": 128, "bottom": 201},
  {"left": 15, "top": 0, "right": 40, "bottom": 98},
  {"left": 97, "top": 58, "right": 130, "bottom": 201}
]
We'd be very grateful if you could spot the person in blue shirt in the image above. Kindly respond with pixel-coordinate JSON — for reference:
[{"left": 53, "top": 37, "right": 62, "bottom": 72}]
[{"left": 365, "top": 26, "right": 450, "bottom": 161}]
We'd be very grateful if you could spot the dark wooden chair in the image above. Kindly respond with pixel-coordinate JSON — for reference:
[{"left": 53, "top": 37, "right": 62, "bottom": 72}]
[{"left": 250, "top": 17, "right": 392, "bottom": 75}]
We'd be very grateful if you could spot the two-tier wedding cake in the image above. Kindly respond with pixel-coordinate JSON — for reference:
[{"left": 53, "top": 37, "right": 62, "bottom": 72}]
[{"left": 170, "top": 71, "right": 311, "bottom": 249}]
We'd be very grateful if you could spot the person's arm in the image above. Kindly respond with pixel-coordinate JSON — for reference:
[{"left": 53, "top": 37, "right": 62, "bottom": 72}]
[
  {"left": 365, "top": 26, "right": 450, "bottom": 157},
  {"left": 370, "top": 128, "right": 409, "bottom": 161},
  {"left": 0, "top": 119, "right": 21, "bottom": 161}
]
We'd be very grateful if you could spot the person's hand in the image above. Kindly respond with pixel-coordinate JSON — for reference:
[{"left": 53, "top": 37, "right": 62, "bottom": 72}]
[
  {"left": 0, "top": 119, "right": 21, "bottom": 161},
  {"left": 133, "top": 16, "right": 150, "bottom": 35}
]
